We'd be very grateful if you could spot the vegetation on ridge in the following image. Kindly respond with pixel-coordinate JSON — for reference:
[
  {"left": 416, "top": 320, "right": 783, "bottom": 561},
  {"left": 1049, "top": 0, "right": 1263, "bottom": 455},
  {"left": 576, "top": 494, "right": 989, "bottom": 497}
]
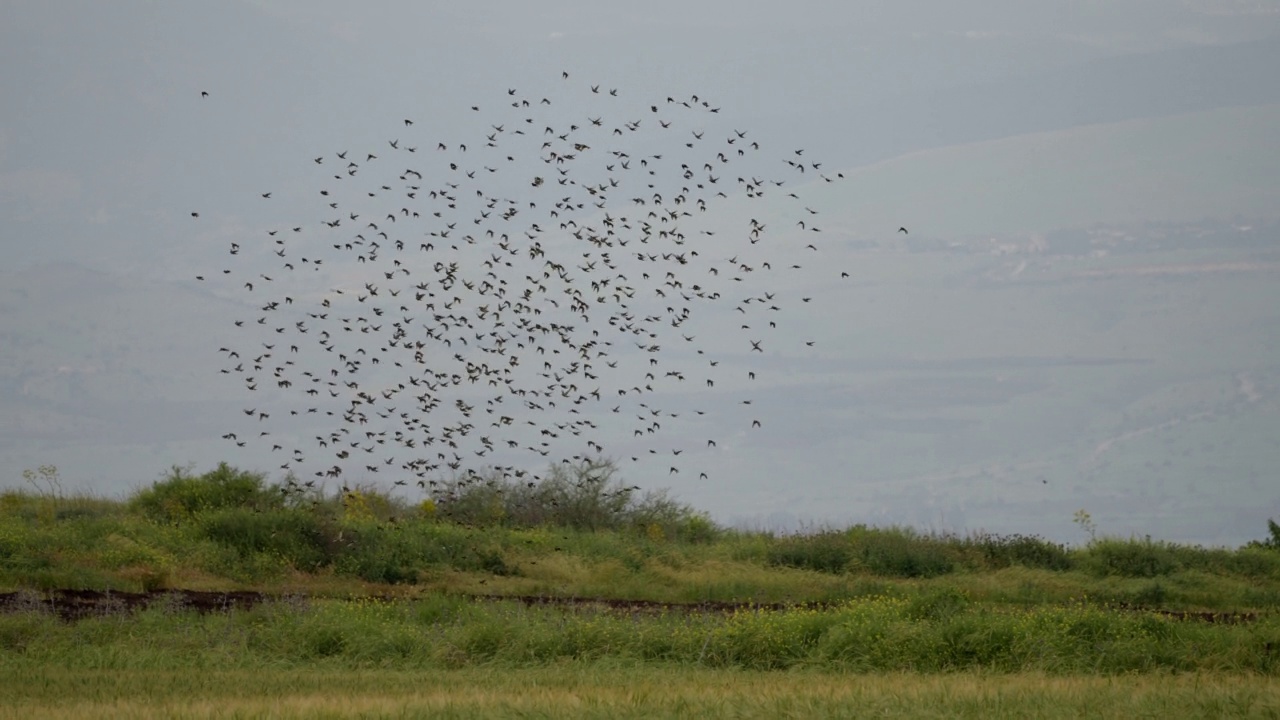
[{"left": 2, "top": 462, "right": 1278, "bottom": 611}]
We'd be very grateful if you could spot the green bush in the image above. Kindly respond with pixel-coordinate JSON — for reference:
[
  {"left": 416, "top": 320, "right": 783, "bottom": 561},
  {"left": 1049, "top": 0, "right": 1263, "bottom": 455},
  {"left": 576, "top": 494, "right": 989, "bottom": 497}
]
[
  {"left": 1127, "top": 581, "right": 1169, "bottom": 606},
  {"left": 970, "top": 532, "right": 1073, "bottom": 571},
  {"left": 427, "top": 460, "right": 715, "bottom": 536},
  {"left": 331, "top": 521, "right": 423, "bottom": 584},
  {"left": 1081, "top": 537, "right": 1180, "bottom": 578},
  {"left": 765, "top": 527, "right": 960, "bottom": 578},
  {"left": 673, "top": 512, "right": 721, "bottom": 543},
  {"left": 198, "top": 507, "right": 334, "bottom": 572},
  {"left": 1224, "top": 548, "right": 1280, "bottom": 579},
  {"left": 325, "top": 519, "right": 517, "bottom": 584},
  {"left": 130, "top": 464, "right": 282, "bottom": 523},
  {"left": 850, "top": 526, "right": 957, "bottom": 578},
  {"left": 1240, "top": 586, "right": 1280, "bottom": 608},
  {"left": 766, "top": 531, "right": 852, "bottom": 574},
  {"left": 1245, "top": 518, "right": 1280, "bottom": 551}
]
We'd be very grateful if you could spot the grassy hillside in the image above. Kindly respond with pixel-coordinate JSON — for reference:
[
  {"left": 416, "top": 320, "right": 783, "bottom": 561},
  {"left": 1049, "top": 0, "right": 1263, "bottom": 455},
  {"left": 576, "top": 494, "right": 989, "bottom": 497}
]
[
  {"left": 3, "top": 462, "right": 1278, "bottom": 715},
  {"left": 4, "top": 463, "right": 1279, "bottom": 609}
]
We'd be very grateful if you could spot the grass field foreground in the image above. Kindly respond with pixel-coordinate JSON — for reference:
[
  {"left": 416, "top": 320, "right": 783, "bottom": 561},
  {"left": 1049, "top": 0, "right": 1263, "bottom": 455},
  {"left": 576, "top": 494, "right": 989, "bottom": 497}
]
[
  {"left": 1, "top": 667, "right": 1278, "bottom": 719},
  {"left": 3, "top": 462, "right": 1280, "bottom": 716}
]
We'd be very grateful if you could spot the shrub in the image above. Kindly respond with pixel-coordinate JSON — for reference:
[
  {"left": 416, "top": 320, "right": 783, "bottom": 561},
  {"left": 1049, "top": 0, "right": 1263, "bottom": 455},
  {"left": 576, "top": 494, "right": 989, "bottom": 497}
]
[
  {"left": 1224, "top": 547, "right": 1280, "bottom": 579},
  {"left": 198, "top": 507, "right": 334, "bottom": 571},
  {"left": 627, "top": 489, "right": 720, "bottom": 543},
  {"left": 765, "top": 527, "right": 960, "bottom": 578},
  {"left": 1081, "top": 537, "right": 1180, "bottom": 578},
  {"left": 1127, "top": 581, "right": 1168, "bottom": 606},
  {"left": 130, "top": 464, "right": 283, "bottom": 522},
  {"left": 327, "top": 520, "right": 516, "bottom": 584},
  {"left": 674, "top": 513, "right": 720, "bottom": 543},
  {"left": 338, "top": 485, "right": 412, "bottom": 523},
  {"left": 475, "top": 549, "right": 515, "bottom": 576},
  {"left": 969, "top": 532, "right": 1073, "bottom": 571},
  {"left": 905, "top": 587, "right": 970, "bottom": 621},
  {"left": 1245, "top": 518, "right": 1280, "bottom": 551},
  {"left": 849, "top": 526, "right": 956, "bottom": 578},
  {"left": 425, "top": 459, "right": 715, "bottom": 536},
  {"left": 766, "top": 531, "right": 852, "bottom": 574},
  {"left": 331, "top": 521, "right": 422, "bottom": 584}
]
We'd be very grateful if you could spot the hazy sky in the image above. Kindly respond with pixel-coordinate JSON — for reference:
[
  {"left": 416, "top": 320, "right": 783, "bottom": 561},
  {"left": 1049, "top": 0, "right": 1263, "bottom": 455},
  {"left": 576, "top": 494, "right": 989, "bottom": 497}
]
[
  {"left": 6, "top": 0, "right": 1279, "bottom": 270},
  {"left": 3, "top": 1, "right": 1280, "bottom": 545}
]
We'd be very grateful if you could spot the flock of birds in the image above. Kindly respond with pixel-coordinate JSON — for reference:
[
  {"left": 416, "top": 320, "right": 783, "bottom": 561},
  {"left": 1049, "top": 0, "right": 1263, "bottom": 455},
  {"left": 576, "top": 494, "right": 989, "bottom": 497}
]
[{"left": 196, "top": 73, "right": 906, "bottom": 497}]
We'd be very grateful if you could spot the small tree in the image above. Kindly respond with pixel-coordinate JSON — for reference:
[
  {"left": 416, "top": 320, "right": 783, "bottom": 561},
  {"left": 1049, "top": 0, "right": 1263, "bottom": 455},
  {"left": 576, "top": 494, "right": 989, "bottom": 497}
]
[{"left": 1246, "top": 518, "right": 1280, "bottom": 551}]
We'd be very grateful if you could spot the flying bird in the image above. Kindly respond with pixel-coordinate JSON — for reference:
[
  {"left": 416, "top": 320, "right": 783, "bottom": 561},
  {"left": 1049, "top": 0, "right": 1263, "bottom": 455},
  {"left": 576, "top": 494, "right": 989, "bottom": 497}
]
[{"left": 203, "top": 70, "right": 852, "bottom": 499}]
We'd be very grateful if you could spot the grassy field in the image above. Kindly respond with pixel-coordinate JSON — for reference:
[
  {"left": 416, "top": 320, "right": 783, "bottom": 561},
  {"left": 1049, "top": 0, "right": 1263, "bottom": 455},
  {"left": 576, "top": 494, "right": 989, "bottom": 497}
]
[
  {"left": 3, "top": 667, "right": 1278, "bottom": 719},
  {"left": 2, "top": 463, "right": 1279, "bottom": 716}
]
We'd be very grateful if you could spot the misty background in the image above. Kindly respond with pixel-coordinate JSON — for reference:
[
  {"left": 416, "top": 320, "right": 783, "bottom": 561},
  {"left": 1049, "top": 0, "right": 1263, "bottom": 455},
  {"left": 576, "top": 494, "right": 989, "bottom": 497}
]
[{"left": 2, "top": 0, "right": 1279, "bottom": 546}]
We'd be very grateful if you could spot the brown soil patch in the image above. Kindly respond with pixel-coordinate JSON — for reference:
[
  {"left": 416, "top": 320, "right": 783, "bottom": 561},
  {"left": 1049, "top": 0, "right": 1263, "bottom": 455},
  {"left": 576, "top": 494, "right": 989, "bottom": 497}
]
[{"left": 0, "top": 589, "right": 270, "bottom": 621}]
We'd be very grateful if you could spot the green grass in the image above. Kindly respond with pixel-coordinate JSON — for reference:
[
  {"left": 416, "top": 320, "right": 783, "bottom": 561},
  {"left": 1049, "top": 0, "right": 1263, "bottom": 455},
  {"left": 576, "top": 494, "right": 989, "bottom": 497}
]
[
  {"left": 0, "top": 591, "right": 1275, "bottom": 673},
  {"left": 2, "top": 668, "right": 1277, "bottom": 719},
  {"left": 3, "top": 462, "right": 1280, "bottom": 714},
  {"left": 2, "top": 594, "right": 1277, "bottom": 715},
  {"left": 3, "top": 462, "right": 1280, "bottom": 612}
]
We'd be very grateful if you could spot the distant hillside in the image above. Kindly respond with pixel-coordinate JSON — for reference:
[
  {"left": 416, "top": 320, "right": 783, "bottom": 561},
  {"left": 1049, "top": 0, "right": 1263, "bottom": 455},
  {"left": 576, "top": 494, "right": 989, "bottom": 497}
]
[
  {"left": 0, "top": 263, "right": 254, "bottom": 436},
  {"left": 786, "top": 103, "right": 1280, "bottom": 239}
]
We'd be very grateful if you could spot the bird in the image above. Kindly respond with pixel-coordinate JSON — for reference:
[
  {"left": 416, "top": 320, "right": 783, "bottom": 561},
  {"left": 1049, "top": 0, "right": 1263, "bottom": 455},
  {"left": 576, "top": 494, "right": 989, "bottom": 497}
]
[
  {"left": 205, "top": 70, "right": 852, "bottom": 501},
  {"left": 898, "top": 227, "right": 908, "bottom": 234}
]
